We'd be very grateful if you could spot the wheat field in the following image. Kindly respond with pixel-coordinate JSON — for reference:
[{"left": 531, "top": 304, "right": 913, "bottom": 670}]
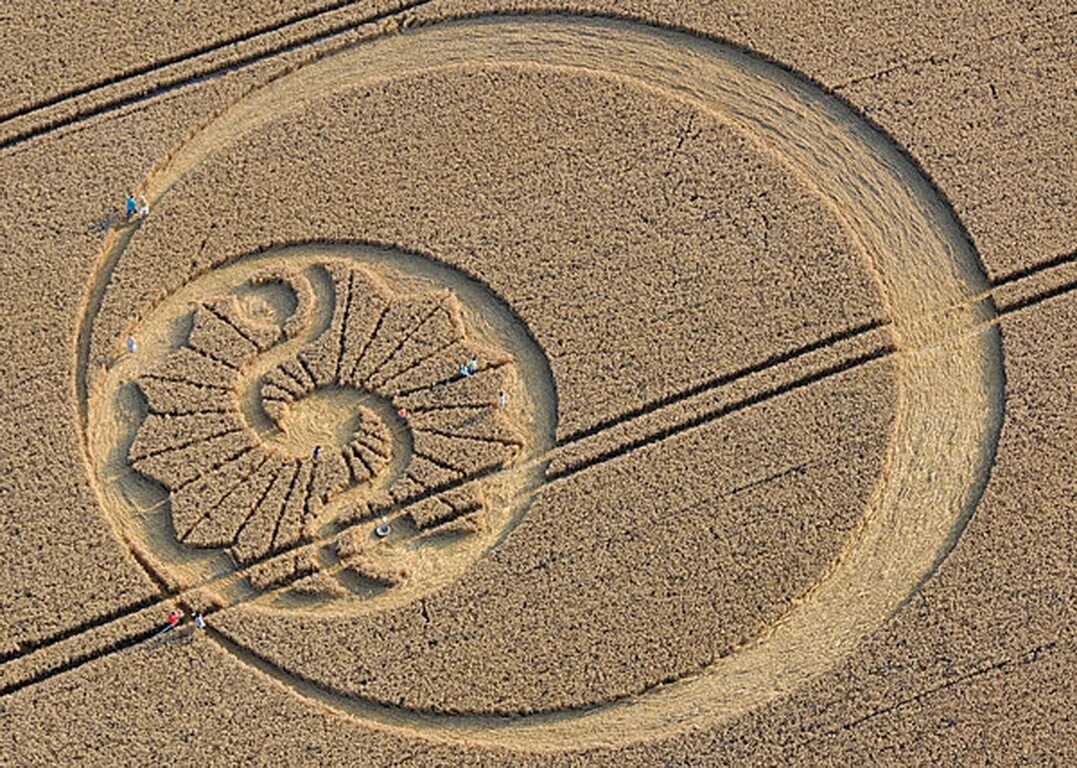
[{"left": 0, "top": 2, "right": 1072, "bottom": 765}]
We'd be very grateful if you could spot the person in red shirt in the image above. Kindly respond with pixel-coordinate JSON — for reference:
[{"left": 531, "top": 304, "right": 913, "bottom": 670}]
[{"left": 150, "top": 609, "right": 184, "bottom": 643}]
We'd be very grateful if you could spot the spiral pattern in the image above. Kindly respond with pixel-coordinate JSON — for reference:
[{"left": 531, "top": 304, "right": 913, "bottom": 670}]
[{"left": 129, "top": 259, "right": 524, "bottom": 577}]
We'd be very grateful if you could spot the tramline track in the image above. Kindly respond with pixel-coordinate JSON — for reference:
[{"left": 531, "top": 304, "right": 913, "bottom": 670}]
[
  {"left": 0, "top": 0, "right": 436, "bottom": 151},
  {"left": 1, "top": 268, "right": 1071, "bottom": 700}
]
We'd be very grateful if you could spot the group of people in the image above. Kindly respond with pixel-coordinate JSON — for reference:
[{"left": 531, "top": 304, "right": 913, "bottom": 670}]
[
  {"left": 457, "top": 358, "right": 510, "bottom": 410},
  {"left": 459, "top": 358, "right": 479, "bottom": 377},
  {"left": 155, "top": 609, "right": 206, "bottom": 641},
  {"left": 125, "top": 193, "right": 149, "bottom": 222},
  {"left": 458, "top": 360, "right": 511, "bottom": 411}
]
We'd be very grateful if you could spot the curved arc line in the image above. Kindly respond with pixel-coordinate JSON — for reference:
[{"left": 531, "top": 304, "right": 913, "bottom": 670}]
[{"left": 72, "top": 13, "right": 1004, "bottom": 751}]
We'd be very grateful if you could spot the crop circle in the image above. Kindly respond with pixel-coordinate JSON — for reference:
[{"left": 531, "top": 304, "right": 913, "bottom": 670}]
[
  {"left": 78, "top": 14, "right": 1002, "bottom": 750},
  {"left": 87, "top": 247, "right": 556, "bottom": 611}
]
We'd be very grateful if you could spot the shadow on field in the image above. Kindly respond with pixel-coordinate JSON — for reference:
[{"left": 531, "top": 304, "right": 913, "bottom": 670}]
[{"left": 87, "top": 211, "right": 121, "bottom": 235}]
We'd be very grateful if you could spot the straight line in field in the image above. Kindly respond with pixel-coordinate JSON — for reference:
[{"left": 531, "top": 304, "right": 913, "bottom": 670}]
[
  {"left": 998, "top": 278, "right": 1077, "bottom": 315},
  {"left": 800, "top": 640, "right": 1061, "bottom": 746},
  {"left": 991, "top": 249, "right": 1076, "bottom": 288},
  {"left": 0, "top": 318, "right": 885, "bottom": 684},
  {"left": 0, "top": 1, "right": 363, "bottom": 124},
  {"left": 0, "top": 595, "right": 159, "bottom": 666},
  {"left": 548, "top": 344, "right": 895, "bottom": 483},
  {"left": 3, "top": 276, "right": 1073, "bottom": 697},
  {"left": 0, "top": 0, "right": 436, "bottom": 151},
  {"left": 557, "top": 319, "right": 886, "bottom": 446},
  {"left": 0, "top": 627, "right": 164, "bottom": 698}
]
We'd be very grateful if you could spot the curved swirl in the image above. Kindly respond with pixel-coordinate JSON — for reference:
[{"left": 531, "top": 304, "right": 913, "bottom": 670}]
[{"left": 127, "top": 258, "right": 525, "bottom": 592}]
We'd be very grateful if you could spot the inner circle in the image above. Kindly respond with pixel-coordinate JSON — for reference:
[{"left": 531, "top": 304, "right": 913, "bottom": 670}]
[
  {"left": 87, "top": 245, "right": 555, "bottom": 616},
  {"left": 257, "top": 387, "right": 402, "bottom": 465}
]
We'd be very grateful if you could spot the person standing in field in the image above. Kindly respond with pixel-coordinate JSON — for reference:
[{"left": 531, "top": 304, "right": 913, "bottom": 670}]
[
  {"left": 154, "top": 609, "right": 183, "bottom": 639},
  {"left": 125, "top": 194, "right": 138, "bottom": 222},
  {"left": 497, "top": 391, "right": 507, "bottom": 410},
  {"left": 193, "top": 612, "right": 206, "bottom": 631}
]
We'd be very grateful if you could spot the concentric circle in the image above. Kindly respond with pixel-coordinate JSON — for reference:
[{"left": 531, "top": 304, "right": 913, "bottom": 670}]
[{"left": 78, "top": 14, "right": 1002, "bottom": 750}]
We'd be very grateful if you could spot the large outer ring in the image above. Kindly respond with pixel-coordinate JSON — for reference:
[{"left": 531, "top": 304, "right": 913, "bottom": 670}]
[{"left": 77, "top": 14, "right": 1003, "bottom": 750}]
